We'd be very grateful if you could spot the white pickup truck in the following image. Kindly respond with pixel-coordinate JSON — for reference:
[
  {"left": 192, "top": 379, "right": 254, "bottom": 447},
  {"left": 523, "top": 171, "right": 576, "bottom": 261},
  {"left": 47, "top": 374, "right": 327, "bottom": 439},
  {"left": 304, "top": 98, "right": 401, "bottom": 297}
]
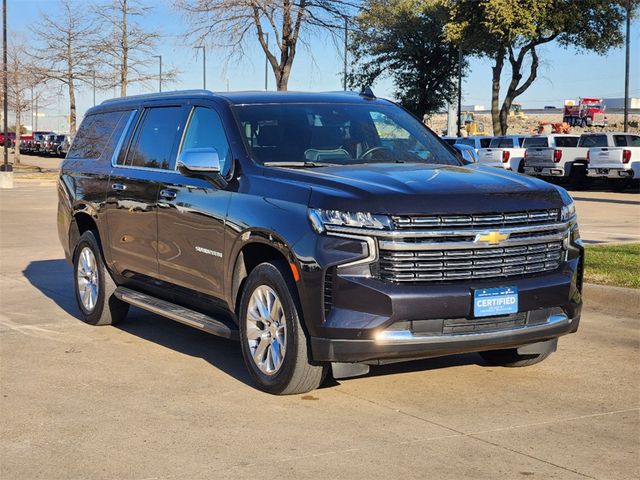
[
  {"left": 522, "top": 134, "right": 586, "bottom": 185},
  {"left": 586, "top": 132, "right": 640, "bottom": 190},
  {"left": 477, "top": 135, "right": 528, "bottom": 172}
]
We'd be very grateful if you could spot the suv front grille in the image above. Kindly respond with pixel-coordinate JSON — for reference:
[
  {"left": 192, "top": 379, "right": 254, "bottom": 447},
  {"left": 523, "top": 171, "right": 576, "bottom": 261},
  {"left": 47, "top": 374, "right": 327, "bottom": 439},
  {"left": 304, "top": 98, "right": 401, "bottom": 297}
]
[
  {"left": 379, "top": 241, "right": 563, "bottom": 283},
  {"left": 392, "top": 209, "right": 559, "bottom": 230}
]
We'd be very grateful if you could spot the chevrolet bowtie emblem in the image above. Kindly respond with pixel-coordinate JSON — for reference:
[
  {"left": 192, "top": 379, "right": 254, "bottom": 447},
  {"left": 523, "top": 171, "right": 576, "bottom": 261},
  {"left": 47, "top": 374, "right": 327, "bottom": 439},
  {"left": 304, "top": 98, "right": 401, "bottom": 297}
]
[{"left": 477, "top": 231, "right": 509, "bottom": 245}]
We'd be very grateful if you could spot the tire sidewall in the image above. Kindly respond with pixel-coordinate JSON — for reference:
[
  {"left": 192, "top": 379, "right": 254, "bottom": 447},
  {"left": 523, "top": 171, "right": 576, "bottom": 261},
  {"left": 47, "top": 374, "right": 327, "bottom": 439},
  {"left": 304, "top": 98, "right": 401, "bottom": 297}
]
[
  {"left": 73, "top": 232, "right": 107, "bottom": 323},
  {"left": 238, "top": 263, "right": 301, "bottom": 393}
]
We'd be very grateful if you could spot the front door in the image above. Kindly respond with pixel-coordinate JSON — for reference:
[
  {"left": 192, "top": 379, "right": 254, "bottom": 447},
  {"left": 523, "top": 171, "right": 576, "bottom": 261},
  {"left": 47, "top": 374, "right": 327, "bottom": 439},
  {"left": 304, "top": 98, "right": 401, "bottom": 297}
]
[{"left": 156, "top": 106, "right": 233, "bottom": 299}]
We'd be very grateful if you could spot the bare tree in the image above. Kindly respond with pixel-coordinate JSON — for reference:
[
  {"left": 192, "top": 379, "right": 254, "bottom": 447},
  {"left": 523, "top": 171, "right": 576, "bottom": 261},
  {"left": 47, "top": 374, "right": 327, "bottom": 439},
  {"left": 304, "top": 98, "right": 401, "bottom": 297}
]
[
  {"left": 95, "top": 0, "right": 177, "bottom": 96},
  {"left": 179, "top": 0, "right": 358, "bottom": 91},
  {"left": 5, "top": 41, "right": 36, "bottom": 164},
  {"left": 30, "top": 0, "right": 100, "bottom": 134}
]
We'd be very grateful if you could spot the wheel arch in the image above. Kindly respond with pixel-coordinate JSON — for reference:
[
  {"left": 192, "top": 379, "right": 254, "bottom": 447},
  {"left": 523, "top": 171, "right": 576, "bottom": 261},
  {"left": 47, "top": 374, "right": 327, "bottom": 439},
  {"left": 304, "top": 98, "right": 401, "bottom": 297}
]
[{"left": 229, "top": 233, "right": 301, "bottom": 317}]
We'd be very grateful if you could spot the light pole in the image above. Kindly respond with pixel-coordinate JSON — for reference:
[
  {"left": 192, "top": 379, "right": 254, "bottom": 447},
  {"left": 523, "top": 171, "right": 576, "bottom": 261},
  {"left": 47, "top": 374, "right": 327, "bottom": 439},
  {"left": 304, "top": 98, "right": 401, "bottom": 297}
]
[
  {"left": 2, "top": 0, "right": 9, "bottom": 173},
  {"left": 456, "top": 41, "right": 463, "bottom": 137},
  {"left": 92, "top": 69, "right": 96, "bottom": 106},
  {"left": 623, "top": 0, "right": 631, "bottom": 133},
  {"left": 194, "top": 46, "right": 206, "bottom": 89},
  {"left": 264, "top": 32, "right": 269, "bottom": 91},
  {"left": 153, "top": 55, "right": 162, "bottom": 92}
]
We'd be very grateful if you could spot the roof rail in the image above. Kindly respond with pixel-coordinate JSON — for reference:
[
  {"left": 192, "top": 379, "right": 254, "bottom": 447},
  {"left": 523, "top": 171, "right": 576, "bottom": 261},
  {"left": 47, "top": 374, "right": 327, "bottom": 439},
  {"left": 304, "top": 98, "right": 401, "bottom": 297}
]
[{"left": 101, "top": 89, "right": 213, "bottom": 105}]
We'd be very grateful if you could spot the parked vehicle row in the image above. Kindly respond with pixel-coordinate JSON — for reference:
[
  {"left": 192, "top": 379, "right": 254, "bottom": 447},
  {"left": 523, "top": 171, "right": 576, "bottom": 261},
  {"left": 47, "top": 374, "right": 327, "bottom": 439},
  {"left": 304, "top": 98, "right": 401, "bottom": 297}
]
[
  {"left": 443, "top": 132, "right": 639, "bottom": 191},
  {"left": 11, "top": 131, "right": 71, "bottom": 157}
]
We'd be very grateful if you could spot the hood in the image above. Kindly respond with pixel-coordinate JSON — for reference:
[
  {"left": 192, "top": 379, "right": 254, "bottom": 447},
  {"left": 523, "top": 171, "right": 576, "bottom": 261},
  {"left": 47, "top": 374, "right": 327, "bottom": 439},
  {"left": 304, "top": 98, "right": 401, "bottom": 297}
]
[{"left": 262, "top": 163, "right": 563, "bottom": 215}]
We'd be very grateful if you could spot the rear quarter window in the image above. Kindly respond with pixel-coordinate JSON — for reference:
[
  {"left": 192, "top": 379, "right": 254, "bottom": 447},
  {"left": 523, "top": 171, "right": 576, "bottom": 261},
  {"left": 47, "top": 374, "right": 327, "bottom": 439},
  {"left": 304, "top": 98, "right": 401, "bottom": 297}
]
[
  {"left": 479, "top": 138, "right": 491, "bottom": 148},
  {"left": 67, "top": 111, "right": 129, "bottom": 159},
  {"left": 613, "top": 135, "right": 627, "bottom": 147},
  {"left": 628, "top": 135, "right": 640, "bottom": 147},
  {"left": 554, "top": 137, "right": 579, "bottom": 148},
  {"left": 457, "top": 138, "right": 475, "bottom": 147}
]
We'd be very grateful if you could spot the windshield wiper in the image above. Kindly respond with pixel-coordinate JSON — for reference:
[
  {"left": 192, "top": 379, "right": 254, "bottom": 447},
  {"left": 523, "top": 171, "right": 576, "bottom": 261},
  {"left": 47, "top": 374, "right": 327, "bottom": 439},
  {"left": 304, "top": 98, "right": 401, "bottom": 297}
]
[{"left": 263, "top": 161, "right": 337, "bottom": 168}]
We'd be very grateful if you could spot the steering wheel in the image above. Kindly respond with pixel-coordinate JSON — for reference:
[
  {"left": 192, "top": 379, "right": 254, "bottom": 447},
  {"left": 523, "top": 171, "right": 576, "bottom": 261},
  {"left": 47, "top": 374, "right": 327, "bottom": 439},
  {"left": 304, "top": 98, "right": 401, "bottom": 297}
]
[{"left": 360, "top": 146, "right": 394, "bottom": 160}]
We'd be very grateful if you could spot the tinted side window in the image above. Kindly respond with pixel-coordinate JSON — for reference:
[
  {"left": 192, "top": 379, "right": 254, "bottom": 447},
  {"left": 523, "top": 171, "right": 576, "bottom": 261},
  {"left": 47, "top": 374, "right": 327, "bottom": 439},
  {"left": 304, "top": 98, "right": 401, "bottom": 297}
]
[
  {"left": 628, "top": 135, "right": 640, "bottom": 147},
  {"left": 68, "top": 111, "right": 126, "bottom": 159},
  {"left": 127, "top": 107, "right": 184, "bottom": 169},
  {"left": 181, "top": 107, "right": 232, "bottom": 175},
  {"left": 457, "top": 138, "right": 475, "bottom": 147},
  {"left": 490, "top": 137, "right": 514, "bottom": 148},
  {"left": 613, "top": 135, "right": 627, "bottom": 147},
  {"left": 578, "top": 135, "right": 607, "bottom": 147},
  {"left": 555, "top": 137, "right": 578, "bottom": 148}
]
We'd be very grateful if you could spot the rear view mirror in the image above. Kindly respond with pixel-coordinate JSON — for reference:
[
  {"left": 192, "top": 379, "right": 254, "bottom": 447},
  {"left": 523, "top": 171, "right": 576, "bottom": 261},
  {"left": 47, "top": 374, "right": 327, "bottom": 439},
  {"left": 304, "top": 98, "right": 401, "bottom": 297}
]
[{"left": 177, "top": 147, "right": 221, "bottom": 173}]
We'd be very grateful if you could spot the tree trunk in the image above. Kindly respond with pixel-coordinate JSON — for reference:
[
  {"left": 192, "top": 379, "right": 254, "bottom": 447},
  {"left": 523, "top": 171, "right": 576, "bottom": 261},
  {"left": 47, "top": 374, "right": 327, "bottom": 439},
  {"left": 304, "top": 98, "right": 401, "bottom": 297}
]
[
  {"left": 499, "top": 45, "right": 539, "bottom": 135},
  {"left": 120, "top": 0, "right": 128, "bottom": 96},
  {"left": 14, "top": 106, "right": 21, "bottom": 165},
  {"left": 491, "top": 47, "right": 505, "bottom": 135},
  {"left": 68, "top": 80, "right": 77, "bottom": 134}
]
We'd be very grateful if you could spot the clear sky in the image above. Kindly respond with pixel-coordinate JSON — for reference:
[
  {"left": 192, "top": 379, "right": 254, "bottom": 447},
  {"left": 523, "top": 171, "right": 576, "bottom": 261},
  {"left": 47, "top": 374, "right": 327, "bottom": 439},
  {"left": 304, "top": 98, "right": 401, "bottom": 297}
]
[{"left": 9, "top": 0, "right": 640, "bottom": 132}]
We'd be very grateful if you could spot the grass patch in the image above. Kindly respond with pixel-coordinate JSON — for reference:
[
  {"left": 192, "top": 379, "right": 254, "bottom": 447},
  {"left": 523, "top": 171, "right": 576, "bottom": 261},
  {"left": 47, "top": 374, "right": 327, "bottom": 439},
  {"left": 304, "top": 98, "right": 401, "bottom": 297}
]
[{"left": 584, "top": 243, "right": 640, "bottom": 289}]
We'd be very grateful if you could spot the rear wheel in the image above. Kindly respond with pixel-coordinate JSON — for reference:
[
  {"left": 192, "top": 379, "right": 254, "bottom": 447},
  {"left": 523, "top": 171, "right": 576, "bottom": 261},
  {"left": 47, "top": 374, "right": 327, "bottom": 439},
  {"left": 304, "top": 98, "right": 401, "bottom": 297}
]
[
  {"left": 480, "top": 349, "right": 551, "bottom": 367},
  {"left": 73, "top": 231, "right": 129, "bottom": 326},
  {"left": 238, "top": 261, "right": 326, "bottom": 395}
]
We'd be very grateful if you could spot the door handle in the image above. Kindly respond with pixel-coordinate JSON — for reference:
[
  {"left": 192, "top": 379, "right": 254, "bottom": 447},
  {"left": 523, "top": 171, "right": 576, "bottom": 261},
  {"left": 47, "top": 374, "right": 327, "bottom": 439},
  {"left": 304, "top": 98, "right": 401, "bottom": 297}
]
[
  {"left": 159, "top": 189, "right": 177, "bottom": 200},
  {"left": 111, "top": 183, "right": 126, "bottom": 191}
]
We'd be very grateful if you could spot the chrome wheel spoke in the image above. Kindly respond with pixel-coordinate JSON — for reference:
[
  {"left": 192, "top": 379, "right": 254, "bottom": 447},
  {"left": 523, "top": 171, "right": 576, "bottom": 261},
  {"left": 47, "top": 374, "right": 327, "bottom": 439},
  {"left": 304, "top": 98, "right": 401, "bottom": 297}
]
[
  {"left": 76, "top": 247, "right": 99, "bottom": 313},
  {"left": 246, "top": 285, "right": 288, "bottom": 376}
]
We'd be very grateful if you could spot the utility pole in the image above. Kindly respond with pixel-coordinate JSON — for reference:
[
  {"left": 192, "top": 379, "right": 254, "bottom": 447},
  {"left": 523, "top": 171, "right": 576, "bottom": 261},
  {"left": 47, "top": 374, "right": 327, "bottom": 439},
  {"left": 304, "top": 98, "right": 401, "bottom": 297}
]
[
  {"left": 92, "top": 69, "right": 96, "bottom": 106},
  {"left": 264, "top": 32, "right": 269, "bottom": 91},
  {"left": 194, "top": 46, "right": 206, "bottom": 89},
  {"left": 30, "top": 88, "right": 34, "bottom": 132},
  {"left": 456, "top": 41, "right": 463, "bottom": 137},
  {"left": 2, "top": 0, "right": 9, "bottom": 173},
  {"left": 153, "top": 55, "right": 162, "bottom": 92},
  {"left": 623, "top": 0, "right": 631, "bottom": 132},
  {"left": 343, "top": 16, "right": 348, "bottom": 91}
]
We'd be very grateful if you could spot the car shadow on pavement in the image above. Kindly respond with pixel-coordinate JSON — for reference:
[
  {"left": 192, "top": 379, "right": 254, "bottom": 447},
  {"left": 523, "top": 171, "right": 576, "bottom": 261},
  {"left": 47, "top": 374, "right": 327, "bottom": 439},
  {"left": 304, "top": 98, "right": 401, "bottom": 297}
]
[
  {"left": 22, "top": 259, "right": 80, "bottom": 317},
  {"left": 116, "top": 309, "right": 253, "bottom": 387},
  {"left": 22, "top": 259, "right": 485, "bottom": 391}
]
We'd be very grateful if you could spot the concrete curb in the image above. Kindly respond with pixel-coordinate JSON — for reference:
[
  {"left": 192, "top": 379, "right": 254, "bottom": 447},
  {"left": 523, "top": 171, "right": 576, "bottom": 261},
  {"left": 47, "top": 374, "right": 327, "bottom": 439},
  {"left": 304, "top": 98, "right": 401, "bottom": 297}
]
[{"left": 584, "top": 283, "right": 639, "bottom": 317}]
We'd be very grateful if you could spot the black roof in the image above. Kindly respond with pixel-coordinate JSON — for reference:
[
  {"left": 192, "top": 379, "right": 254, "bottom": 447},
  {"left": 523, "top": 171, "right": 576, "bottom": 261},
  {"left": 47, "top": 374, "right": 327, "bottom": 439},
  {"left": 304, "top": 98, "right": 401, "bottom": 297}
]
[{"left": 89, "top": 89, "right": 388, "bottom": 115}]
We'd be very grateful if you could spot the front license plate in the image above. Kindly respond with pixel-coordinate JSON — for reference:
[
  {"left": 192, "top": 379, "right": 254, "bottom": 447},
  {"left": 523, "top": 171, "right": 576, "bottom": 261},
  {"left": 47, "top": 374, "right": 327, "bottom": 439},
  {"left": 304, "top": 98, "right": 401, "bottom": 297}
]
[{"left": 473, "top": 286, "right": 518, "bottom": 318}]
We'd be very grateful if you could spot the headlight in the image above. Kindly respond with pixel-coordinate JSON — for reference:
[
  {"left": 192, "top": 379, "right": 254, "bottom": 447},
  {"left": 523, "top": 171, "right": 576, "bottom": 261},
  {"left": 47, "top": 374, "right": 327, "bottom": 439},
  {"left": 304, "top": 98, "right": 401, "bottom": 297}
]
[
  {"left": 308, "top": 208, "right": 391, "bottom": 233},
  {"left": 561, "top": 201, "right": 576, "bottom": 222}
]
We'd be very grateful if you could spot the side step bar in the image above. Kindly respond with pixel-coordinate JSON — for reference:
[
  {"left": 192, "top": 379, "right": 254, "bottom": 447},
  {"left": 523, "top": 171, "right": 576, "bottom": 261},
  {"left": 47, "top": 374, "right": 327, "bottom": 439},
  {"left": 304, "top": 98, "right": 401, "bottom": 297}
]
[{"left": 114, "top": 287, "right": 239, "bottom": 341}]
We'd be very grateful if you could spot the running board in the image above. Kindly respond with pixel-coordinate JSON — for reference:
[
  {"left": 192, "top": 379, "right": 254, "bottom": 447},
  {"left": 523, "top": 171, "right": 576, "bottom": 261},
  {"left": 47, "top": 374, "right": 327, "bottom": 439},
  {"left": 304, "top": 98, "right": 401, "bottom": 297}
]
[{"left": 114, "top": 287, "right": 239, "bottom": 341}]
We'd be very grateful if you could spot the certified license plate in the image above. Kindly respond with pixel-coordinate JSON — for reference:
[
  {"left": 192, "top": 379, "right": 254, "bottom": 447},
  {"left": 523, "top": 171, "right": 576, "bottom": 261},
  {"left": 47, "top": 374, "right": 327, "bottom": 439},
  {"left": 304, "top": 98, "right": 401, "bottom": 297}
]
[{"left": 473, "top": 286, "right": 518, "bottom": 318}]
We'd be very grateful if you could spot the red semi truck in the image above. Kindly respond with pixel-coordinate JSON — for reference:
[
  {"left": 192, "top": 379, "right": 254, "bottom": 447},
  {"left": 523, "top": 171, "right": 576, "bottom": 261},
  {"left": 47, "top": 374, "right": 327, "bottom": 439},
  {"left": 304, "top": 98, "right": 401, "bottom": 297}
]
[{"left": 563, "top": 98, "right": 607, "bottom": 127}]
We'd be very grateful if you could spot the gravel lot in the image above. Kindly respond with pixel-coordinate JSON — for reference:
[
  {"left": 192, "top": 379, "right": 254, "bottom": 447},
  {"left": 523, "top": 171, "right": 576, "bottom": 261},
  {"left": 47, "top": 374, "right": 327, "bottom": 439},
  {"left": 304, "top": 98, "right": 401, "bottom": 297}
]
[{"left": 0, "top": 174, "right": 638, "bottom": 479}]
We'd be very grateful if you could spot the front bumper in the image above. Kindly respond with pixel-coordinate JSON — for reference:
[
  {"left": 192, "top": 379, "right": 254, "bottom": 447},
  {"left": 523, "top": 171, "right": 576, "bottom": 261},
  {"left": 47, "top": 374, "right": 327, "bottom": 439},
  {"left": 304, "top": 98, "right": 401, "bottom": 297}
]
[{"left": 311, "top": 309, "right": 579, "bottom": 363}]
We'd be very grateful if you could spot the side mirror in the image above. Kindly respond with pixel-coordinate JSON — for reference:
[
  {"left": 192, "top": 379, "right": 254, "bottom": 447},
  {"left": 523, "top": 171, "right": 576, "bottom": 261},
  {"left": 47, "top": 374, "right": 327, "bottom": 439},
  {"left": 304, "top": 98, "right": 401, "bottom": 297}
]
[{"left": 176, "top": 147, "right": 221, "bottom": 174}]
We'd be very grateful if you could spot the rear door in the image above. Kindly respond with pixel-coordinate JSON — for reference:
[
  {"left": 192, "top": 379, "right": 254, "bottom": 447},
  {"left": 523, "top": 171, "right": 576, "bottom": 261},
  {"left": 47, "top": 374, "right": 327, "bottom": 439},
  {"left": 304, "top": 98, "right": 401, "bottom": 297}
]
[
  {"left": 105, "top": 105, "right": 189, "bottom": 280},
  {"left": 156, "top": 104, "right": 233, "bottom": 298}
]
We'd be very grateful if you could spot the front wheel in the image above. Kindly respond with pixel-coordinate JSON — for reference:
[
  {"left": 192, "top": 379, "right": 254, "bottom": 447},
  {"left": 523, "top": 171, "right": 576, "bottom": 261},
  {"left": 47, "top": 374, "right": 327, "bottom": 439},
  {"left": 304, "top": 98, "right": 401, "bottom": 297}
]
[
  {"left": 73, "top": 231, "right": 129, "bottom": 326},
  {"left": 238, "top": 261, "right": 326, "bottom": 395},
  {"left": 480, "top": 349, "right": 551, "bottom": 367}
]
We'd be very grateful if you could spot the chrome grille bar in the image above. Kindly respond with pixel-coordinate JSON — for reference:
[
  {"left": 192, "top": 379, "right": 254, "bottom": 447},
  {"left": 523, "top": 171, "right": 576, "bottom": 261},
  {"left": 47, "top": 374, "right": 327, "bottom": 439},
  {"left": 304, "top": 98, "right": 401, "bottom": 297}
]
[{"left": 392, "top": 209, "right": 559, "bottom": 229}]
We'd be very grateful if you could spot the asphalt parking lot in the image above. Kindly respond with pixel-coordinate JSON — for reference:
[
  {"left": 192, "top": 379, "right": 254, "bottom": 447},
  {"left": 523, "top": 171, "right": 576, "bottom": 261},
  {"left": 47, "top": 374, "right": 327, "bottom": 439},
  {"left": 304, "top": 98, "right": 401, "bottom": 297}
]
[{"left": 1, "top": 178, "right": 638, "bottom": 479}]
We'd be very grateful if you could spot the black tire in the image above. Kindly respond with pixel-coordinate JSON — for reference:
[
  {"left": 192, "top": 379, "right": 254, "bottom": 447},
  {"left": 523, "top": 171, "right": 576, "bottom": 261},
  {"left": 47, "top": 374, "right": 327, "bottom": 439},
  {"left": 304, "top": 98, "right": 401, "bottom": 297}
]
[
  {"left": 238, "top": 260, "right": 326, "bottom": 395},
  {"left": 480, "top": 349, "right": 551, "bottom": 367},
  {"left": 73, "top": 231, "right": 129, "bottom": 326}
]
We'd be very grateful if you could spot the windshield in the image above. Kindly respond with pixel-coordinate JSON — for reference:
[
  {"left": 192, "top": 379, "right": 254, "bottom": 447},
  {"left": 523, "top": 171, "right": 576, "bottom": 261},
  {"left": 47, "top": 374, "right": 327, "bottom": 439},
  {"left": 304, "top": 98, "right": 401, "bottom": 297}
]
[{"left": 232, "top": 103, "right": 460, "bottom": 166}]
